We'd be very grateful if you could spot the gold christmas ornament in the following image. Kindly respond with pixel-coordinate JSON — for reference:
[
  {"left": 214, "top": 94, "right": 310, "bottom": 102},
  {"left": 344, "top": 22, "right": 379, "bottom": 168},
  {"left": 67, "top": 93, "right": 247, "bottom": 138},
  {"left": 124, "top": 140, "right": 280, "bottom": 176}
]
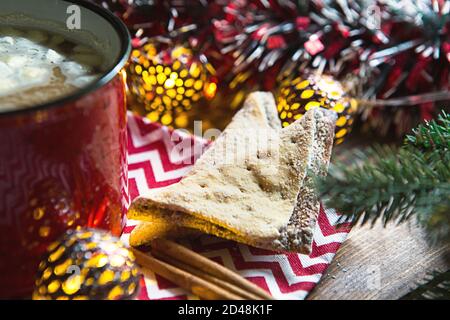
[
  {"left": 128, "top": 44, "right": 217, "bottom": 128},
  {"left": 276, "top": 73, "right": 358, "bottom": 144},
  {"left": 33, "top": 228, "right": 140, "bottom": 300}
]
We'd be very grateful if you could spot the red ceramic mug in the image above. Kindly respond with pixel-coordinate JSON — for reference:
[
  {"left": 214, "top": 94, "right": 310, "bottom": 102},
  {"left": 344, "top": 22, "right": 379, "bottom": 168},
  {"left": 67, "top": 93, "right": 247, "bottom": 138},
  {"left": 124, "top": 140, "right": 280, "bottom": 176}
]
[{"left": 0, "top": 0, "right": 131, "bottom": 298}]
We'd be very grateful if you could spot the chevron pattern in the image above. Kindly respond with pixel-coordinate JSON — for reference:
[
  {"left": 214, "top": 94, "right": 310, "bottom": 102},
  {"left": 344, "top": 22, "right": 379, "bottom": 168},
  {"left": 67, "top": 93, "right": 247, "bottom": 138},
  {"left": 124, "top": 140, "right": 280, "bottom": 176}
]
[{"left": 122, "top": 113, "right": 351, "bottom": 300}]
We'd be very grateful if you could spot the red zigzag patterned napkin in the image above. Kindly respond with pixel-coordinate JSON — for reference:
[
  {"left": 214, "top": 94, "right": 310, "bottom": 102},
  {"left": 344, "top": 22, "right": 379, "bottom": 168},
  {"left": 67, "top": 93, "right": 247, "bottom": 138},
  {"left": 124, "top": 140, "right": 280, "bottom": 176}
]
[{"left": 121, "top": 113, "right": 351, "bottom": 300}]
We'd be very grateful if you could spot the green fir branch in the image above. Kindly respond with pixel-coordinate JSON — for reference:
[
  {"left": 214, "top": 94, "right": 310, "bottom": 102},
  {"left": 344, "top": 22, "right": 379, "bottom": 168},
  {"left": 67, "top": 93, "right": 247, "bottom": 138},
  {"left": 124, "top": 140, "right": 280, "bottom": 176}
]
[
  {"left": 316, "top": 112, "right": 450, "bottom": 299},
  {"left": 406, "top": 112, "right": 449, "bottom": 151},
  {"left": 316, "top": 111, "right": 450, "bottom": 244},
  {"left": 319, "top": 147, "right": 450, "bottom": 235}
]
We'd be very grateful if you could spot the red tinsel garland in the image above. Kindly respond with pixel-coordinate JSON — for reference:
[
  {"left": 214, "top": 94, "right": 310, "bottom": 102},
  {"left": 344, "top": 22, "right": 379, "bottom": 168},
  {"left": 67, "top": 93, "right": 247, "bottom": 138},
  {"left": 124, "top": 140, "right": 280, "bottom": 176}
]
[{"left": 93, "top": 0, "right": 450, "bottom": 136}]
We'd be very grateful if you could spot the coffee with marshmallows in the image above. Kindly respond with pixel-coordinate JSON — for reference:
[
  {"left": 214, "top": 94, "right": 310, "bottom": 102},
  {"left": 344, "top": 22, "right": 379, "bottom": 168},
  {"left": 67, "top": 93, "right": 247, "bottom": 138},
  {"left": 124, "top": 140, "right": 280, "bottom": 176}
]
[{"left": 0, "top": 26, "right": 105, "bottom": 112}]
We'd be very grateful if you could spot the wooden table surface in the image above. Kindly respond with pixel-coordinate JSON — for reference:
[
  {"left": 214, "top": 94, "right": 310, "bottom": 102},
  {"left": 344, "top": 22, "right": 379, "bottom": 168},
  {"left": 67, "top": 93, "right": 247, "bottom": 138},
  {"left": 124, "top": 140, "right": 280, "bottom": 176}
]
[
  {"left": 307, "top": 221, "right": 450, "bottom": 299},
  {"left": 307, "top": 133, "right": 450, "bottom": 300}
]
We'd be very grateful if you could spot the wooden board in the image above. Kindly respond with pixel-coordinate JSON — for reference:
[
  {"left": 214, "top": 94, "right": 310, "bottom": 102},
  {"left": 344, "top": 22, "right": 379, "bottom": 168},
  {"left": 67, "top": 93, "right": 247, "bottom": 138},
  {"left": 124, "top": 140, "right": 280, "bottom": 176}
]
[{"left": 307, "top": 221, "right": 450, "bottom": 300}]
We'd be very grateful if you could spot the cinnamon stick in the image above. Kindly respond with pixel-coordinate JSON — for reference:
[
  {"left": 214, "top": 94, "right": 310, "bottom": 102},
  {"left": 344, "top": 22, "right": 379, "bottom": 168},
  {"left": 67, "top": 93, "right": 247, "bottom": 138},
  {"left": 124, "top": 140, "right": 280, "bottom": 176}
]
[
  {"left": 153, "top": 250, "right": 262, "bottom": 300},
  {"left": 151, "top": 239, "right": 273, "bottom": 300},
  {"left": 131, "top": 247, "right": 244, "bottom": 300}
]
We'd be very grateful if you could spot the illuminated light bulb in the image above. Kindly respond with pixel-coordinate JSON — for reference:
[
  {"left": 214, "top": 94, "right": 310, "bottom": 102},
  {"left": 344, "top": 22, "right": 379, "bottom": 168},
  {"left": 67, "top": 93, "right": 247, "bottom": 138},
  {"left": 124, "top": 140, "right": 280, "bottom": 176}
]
[
  {"left": 204, "top": 82, "right": 217, "bottom": 100},
  {"left": 164, "top": 78, "right": 175, "bottom": 89}
]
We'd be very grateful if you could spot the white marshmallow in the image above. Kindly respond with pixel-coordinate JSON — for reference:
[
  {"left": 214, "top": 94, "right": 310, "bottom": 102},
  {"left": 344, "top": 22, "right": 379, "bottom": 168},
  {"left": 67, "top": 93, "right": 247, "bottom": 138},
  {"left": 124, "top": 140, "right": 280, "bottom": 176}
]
[
  {"left": 0, "top": 61, "right": 13, "bottom": 77},
  {"left": 0, "top": 27, "right": 101, "bottom": 101},
  {"left": 0, "top": 36, "right": 15, "bottom": 46},
  {"left": 5, "top": 55, "right": 29, "bottom": 68},
  {"left": 46, "top": 49, "right": 65, "bottom": 64}
]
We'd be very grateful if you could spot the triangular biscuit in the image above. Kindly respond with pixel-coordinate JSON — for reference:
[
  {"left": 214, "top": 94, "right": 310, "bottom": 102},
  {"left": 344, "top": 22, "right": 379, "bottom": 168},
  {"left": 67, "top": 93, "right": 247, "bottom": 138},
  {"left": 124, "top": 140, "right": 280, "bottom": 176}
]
[
  {"left": 129, "top": 92, "right": 280, "bottom": 245},
  {"left": 129, "top": 92, "right": 336, "bottom": 253}
]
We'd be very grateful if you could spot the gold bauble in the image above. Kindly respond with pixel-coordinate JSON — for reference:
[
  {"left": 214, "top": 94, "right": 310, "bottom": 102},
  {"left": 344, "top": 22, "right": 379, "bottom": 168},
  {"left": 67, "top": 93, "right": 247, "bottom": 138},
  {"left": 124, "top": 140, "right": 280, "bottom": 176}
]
[
  {"left": 128, "top": 44, "right": 216, "bottom": 128},
  {"left": 276, "top": 73, "right": 358, "bottom": 144},
  {"left": 33, "top": 228, "right": 140, "bottom": 300}
]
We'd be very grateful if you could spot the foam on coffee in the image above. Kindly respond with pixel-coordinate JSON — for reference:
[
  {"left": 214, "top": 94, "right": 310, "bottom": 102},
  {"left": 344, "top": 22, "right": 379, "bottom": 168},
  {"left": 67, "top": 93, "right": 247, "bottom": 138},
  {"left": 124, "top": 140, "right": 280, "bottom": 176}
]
[{"left": 0, "top": 26, "right": 105, "bottom": 112}]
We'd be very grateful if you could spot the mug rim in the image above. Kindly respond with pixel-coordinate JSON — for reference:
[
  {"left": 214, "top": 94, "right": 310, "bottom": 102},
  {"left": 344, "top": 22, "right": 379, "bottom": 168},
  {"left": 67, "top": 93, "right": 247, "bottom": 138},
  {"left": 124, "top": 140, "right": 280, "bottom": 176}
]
[{"left": 0, "top": 0, "right": 132, "bottom": 118}]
